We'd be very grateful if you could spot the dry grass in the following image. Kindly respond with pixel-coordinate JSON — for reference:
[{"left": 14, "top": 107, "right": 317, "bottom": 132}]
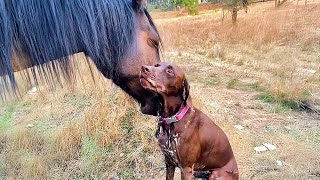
[
  {"left": 155, "top": 0, "right": 320, "bottom": 111},
  {"left": 0, "top": 57, "right": 163, "bottom": 179},
  {"left": 1, "top": 1, "right": 320, "bottom": 179},
  {"left": 155, "top": 1, "right": 320, "bottom": 49}
]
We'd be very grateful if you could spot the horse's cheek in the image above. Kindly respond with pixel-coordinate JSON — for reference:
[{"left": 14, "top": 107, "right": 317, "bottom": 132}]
[
  {"left": 135, "top": 30, "right": 160, "bottom": 66},
  {"left": 120, "top": 30, "right": 159, "bottom": 77}
]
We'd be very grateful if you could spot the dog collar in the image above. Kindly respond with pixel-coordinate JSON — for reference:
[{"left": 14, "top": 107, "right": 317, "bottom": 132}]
[{"left": 158, "top": 104, "right": 190, "bottom": 124}]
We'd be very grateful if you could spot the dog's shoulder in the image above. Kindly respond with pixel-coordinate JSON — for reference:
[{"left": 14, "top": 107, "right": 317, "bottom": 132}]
[{"left": 191, "top": 108, "right": 217, "bottom": 126}]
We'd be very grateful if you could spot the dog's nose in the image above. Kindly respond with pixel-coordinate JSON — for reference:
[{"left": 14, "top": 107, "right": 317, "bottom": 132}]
[{"left": 142, "top": 65, "right": 150, "bottom": 73}]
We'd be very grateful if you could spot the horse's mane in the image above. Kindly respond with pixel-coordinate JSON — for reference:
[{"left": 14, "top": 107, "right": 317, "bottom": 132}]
[{"left": 0, "top": 0, "right": 154, "bottom": 97}]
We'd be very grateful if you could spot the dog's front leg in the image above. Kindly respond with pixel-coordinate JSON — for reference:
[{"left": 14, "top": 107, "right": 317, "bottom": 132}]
[
  {"left": 181, "top": 167, "right": 193, "bottom": 180},
  {"left": 165, "top": 162, "right": 176, "bottom": 180}
]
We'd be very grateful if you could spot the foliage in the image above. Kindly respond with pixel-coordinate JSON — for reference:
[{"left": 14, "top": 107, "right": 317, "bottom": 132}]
[
  {"left": 207, "top": 0, "right": 219, "bottom": 3},
  {"left": 172, "top": 0, "right": 184, "bottom": 6},
  {"left": 147, "top": 4, "right": 157, "bottom": 11},
  {"left": 161, "top": 3, "right": 176, "bottom": 11},
  {"left": 183, "top": 0, "right": 199, "bottom": 15},
  {"left": 149, "top": 0, "right": 199, "bottom": 14}
]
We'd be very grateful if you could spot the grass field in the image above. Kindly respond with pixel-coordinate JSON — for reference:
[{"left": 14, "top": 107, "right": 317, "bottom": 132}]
[{"left": 1, "top": 0, "right": 320, "bottom": 179}]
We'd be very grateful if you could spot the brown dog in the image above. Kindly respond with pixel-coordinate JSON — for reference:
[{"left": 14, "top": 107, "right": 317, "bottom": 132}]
[{"left": 140, "top": 62, "right": 238, "bottom": 180}]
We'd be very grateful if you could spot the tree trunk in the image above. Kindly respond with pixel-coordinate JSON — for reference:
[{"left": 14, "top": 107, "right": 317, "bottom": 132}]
[
  {"left": 222, "top": 6, "right": 225, "bottom": 23},
  {"left": 232, "top": 6, "right": 237, "bottom": 24}
]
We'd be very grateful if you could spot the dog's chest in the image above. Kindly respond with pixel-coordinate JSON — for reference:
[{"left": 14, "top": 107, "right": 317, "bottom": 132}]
[{"left": 156, "top": 125, "right": 181, "bottom": 165}]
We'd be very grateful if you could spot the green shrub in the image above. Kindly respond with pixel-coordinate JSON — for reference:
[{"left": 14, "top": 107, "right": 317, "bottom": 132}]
[
  {"left": 161, "top": 3, "right": 175, "bottom": 11},
  {"left": 183, "top": 0, "right": 199, "bottom": 15},
  {"left": 147, "top": 4, "right": 157, "bottom": 12},
  {"left": 172, "top": 0, "right": 199, "bottom": 15},
  {"left": 172, "top": 0, "right": 184, "bottom": 6}
]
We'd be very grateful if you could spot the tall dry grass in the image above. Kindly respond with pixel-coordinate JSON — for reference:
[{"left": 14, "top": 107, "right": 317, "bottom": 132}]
[
  {"left": 155, "top": 2, "right": 320, "bottom": 50},
  {"left": 1, "top": 2, "right": 320, "bottom": 179},
  {"left": 154, "top": 1, "right": 320, "bottom": 111},
  {"left": 0, "top": 56, "right": 163, "bottom": 179}
]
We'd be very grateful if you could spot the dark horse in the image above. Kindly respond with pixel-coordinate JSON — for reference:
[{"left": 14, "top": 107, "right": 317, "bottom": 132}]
[{"left": 0, "top": 0, "right": 161, "bottom": 115}]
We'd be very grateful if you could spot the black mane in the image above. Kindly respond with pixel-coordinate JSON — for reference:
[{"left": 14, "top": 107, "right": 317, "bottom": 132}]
[{"left": 0, "top": 0, "right": 156, "bottom": 97}]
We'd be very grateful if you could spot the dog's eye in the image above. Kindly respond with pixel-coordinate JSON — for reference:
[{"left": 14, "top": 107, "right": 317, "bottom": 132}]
[
  {"left": 166, "top": 65, "right": 174, "bottom": 74},
  {"left": 154, "top": 64, "right": 160, "bottom": 67}
]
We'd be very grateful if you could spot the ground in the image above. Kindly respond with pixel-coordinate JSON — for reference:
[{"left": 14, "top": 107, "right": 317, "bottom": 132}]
[{"left": 0, "top": 0, "right": 320, "bottom": 179}]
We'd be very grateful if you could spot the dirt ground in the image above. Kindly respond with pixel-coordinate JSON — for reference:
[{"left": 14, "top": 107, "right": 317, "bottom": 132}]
[
  {"left": 154, "top": 1, "right": 320, "bottom": 178},
  {"left": 163, "top": 51, "right": 320, "bottom": 179}
]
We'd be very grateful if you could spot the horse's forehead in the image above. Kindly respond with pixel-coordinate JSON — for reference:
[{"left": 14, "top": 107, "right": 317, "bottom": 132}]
[{"left": 135, "top": 10, "right": 160, "bottom": 42}]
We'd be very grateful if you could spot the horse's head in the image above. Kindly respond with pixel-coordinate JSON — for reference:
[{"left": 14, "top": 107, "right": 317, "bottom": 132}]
[
  {"left": 113, "top": 0, "right": 161, "bottom": 116},
  {"left": 1, "top": 0, "right": 161, "bottom": 115}
]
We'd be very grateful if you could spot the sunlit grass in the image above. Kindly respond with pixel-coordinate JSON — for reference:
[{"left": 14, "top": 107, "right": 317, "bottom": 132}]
[{"left": 1, "top": 2, "right": 320, "bottom": 179}]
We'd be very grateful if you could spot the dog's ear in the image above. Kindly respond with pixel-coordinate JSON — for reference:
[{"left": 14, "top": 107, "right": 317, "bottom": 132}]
[
  {"left": 181, "top": 79, "right": 190, "bottom": 105},
  {"left": 133, "top": 0, "right": 147, "bottom": 12}
]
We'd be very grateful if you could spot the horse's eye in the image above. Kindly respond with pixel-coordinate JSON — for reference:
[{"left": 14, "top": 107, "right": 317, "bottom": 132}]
[
  {"left": 154, "top": 64, "right": 160, "bottom": 67},
  {"left": 148, "top": 39, "right": 159, "bottom": 48}
]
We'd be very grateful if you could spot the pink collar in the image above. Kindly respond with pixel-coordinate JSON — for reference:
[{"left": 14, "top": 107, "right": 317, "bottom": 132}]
[{"left": 159, "top": 104, "right": 190, "bottom": 124}]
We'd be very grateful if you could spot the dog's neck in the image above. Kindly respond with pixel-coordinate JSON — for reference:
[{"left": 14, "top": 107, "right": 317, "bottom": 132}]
[{"left": 158, "top": 94, "right": 184, "bottom": 118}]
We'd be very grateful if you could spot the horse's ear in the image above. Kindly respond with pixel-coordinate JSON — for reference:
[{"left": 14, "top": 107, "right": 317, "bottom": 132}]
[
  {"left": 133, "top": 0, "right": 147, "bottom": 12},
  {"left": 181, "top": 79, "right": 190, "bottom": 105}
]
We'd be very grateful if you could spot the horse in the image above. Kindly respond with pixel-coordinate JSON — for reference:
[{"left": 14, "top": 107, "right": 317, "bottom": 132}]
[{"left": 0, "top": 0, "right": 161, "bottom": 115}]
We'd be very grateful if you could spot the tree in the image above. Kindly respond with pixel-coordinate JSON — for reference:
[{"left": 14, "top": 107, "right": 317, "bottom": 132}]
[
  {"left": 173, "top": 0, "right": 200, "bottom": 14},
  {"left": 221, "top": 0, "right": 248, "bottom": 23}
]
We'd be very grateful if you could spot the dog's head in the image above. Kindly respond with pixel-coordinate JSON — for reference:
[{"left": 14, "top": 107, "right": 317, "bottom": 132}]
[{"left": 140, "top": 62, "right": 189, "bottom": 104}]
